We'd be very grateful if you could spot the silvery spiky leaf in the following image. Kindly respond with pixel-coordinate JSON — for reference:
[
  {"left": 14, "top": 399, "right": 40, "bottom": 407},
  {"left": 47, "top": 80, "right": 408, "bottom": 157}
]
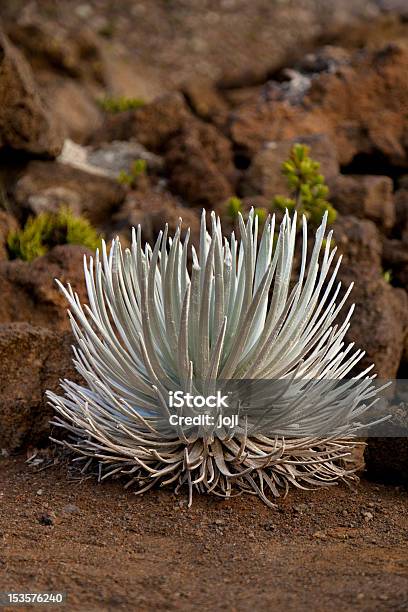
[{"left": 47, "top": 209, "right": 379, "bottom": 507}]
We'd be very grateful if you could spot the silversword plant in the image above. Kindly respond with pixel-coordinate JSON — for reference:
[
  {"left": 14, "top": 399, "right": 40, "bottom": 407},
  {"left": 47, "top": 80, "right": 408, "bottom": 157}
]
[{"left": 47, "top": 209, "right": 378, "bottom": 507}]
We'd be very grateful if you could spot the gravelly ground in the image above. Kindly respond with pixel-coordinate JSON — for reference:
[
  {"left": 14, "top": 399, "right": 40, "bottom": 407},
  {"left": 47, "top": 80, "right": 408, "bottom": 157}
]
[{"left": 0, "top": 455, "right": 407, "bottom": 611}]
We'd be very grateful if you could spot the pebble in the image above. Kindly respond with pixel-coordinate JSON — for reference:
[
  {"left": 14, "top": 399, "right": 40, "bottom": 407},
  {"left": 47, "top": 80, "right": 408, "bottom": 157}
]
[
  {"left": 38, "top": 513, "right": 53, "bottom": 526},
  {"left": 62, "top": 504, "right": 80, "bottom": 514},
  {"left": 36, "top": 489, "right": 43, "bottom": 496},
  {"left": 294, "top": 504, "right": 308, "bottom": 513},
  {"left": 75, "top": 4, "right": 93, "bottom": 19}
]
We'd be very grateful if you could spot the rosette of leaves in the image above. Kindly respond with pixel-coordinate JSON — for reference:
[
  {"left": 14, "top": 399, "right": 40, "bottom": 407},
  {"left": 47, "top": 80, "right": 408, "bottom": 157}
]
[{"left": 47, "top": 209, "right": 378, "bottom": 507}]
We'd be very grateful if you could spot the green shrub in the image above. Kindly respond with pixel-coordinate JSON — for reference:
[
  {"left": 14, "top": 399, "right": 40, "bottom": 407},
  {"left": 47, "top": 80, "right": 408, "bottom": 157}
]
[
  {"left": 117, "top": 159, "right": 148, "bottom": 187},
  {"left": 98, "top": 96, "right": 145, "bottom": 113},
  {"left": 7, "top": 208, "right": 102, "bottom": 262},
  {"left": 224, "top": 145, "right": 336, "bottom": 226},
  {"left": 225, "top": 196, "right": 243, "bottom": 219},
  {"left": 273, "top": 143, "right": 337, "bottom": 224},
  {"left": 254, "top": 207, "right": 267, "bottom": 223},
  {"left": 382, "top": 269, "right": 392, "bottom": 284}
]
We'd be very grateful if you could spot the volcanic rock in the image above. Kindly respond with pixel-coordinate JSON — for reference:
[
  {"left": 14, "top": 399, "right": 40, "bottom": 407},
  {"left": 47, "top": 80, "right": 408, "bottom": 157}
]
[
  {"left": 0, "top": 30, "right": 63, "bottom": 157},
  {"left": 182, "top": 78, "right": 228, "bottom": 125},
  {"left": 229, "top": 44, "right": 408, "bottom": 167},
  {"left": 334, "top": 216, "right": 408, "bottom": 378},
  {"left": 6, "top": 22, "right": 104, "bottom": 82},
  {"left": 46, "top": 79, "right": 103, "bottom": 144},
  {"left": 394, "top": 187, "right": 408, "bottom": 243},
  {"left": 331, "top": 175, "right": 395, "bottom": 230},
  {"left": 382, "top": 238, "right": 408, "bottom": 290},
  {"left": 5, "top": 20, "right": 146, "bottom": 143},
  {"left": 0, "top": 244, "right": 89, "bottom": 332},
  {"left": 348, "top": 279, "right": 406, "bottom": 379},
  {"left": 91, "top": 93, "right": 191, "bottom": 150},
  {"left": 0, "top": 323, "right": 81, "bottom": 451},
  {"left": 91, "top": 92, "right": 235, "bottom": 207},
  {"left": 12, "top": 160, "right": 125, "bottom": 225},
  {"left": 164, "top": 122, "right": 235, "bottom": 208},
  {"left": 334, "top": 215, "right": 383, "bottom": 276},
  {"left": 0, "top": 210, "right": 18, "bottom": 261},
  {"left": 111, "top": 190, "right": 200, "bottom": 247}
]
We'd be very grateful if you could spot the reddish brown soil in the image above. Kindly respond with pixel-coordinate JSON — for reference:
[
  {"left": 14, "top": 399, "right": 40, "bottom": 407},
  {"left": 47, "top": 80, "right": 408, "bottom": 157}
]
[{"left": 0, "top": 456, "right": 407, "bottom": 612}]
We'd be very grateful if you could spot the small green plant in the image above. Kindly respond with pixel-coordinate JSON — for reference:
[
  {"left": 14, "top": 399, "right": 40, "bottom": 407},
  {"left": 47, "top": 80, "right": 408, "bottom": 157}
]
[
  {"left": 117, "top": 159, "right": 148, "bottom": 188},
  {"left": 98, "top": 96, "right": 145, "bottom": 113},
  {"left": 273, "top": 143, "right": 337, "bottom": 225},
  {"left": 7, "top": 208, "right": 102, "bottom": 262},
  {"left": 322, "top": 236, "right": 335, "bottom": 250},
  {"left": 382, "top": 269, "right": 392, "bottom": 284},
  {"left": 225, "top": 196, "right": 242, "bottom": 220},
  {"left": 254, "top": 207, "right": 267, "bottom": 223}
]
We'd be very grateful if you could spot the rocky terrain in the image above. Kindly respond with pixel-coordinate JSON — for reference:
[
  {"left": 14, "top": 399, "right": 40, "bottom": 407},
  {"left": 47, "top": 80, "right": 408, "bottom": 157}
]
[{"left": 0, "top": 1, "right": 407, "bottom": 610}]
